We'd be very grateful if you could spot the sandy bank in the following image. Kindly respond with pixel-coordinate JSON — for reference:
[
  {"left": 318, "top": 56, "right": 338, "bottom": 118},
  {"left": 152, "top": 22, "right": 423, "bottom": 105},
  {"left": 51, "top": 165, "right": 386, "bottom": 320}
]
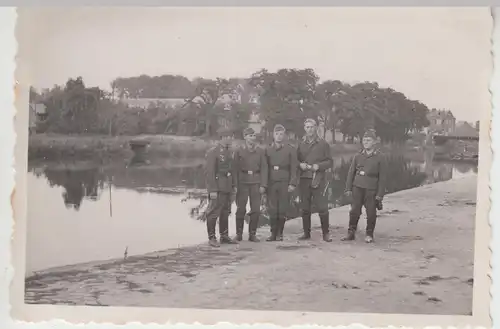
[{"left": 25, "top": 176, "right": 477, "bottom": 315}]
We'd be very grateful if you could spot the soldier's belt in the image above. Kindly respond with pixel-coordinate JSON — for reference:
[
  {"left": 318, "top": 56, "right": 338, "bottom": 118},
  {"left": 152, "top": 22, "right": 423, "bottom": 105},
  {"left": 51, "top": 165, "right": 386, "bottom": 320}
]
[
  {"left": 241, "top": 170, "right": 260, "bottom": 175},
  {"left": 356, "top": 170, "right": 378, "bottom": 178},
  {"left": 272, "top": 165, "right": 290, "bottom": 171},
  {"left": 216, "top": 172, "right": 232, "bottom": 179}
]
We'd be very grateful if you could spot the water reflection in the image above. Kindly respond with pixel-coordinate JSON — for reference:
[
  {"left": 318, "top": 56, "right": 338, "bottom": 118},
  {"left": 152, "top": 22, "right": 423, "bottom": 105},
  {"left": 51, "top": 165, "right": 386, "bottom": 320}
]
[
  {"left": 42, "top": 168, "right": 105, "bottom": 210},
  {"left": 35, "top": 154, "right": 478, "bottom": 217},
  {"left": 27, "top": 152, "right": 477, "bottom": 273},
  {"left": 27, "top": 170, "right": 219, "bottom": 274},
  {"left": 37, "top": 165, "right": 207, "bottom": 210}
]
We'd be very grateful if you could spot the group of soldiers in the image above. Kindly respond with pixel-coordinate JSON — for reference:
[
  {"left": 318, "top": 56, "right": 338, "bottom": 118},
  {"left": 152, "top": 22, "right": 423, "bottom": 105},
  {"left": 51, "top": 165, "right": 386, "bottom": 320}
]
[{"left": 203, "top": 118, "right": 387, "bottom": 247}]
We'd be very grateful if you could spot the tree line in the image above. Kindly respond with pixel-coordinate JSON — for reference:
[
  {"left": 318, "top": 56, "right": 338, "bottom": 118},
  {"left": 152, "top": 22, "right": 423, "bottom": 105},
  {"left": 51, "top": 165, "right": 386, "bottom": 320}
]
[{"left": 30, "top": 68, "right": 432, "bottom": 143}]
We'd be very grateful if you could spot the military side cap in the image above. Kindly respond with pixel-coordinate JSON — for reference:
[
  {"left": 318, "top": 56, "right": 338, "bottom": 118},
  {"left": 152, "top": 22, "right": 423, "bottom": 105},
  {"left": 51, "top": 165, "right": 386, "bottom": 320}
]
[
  {"left": 304, "top": 118, "right": 317, "bottom": 126},
  {"left": 363, "top": 129, "right": 377, "bottom": 139},
  {"left": 243, "top": 127, "right": 255, "bottom": 136},
  {"left": 273, "top": 124, "right": 286, "bottom": 132},
  {"left": 217, "top": 126, "right": 233, "bottom": 137}
]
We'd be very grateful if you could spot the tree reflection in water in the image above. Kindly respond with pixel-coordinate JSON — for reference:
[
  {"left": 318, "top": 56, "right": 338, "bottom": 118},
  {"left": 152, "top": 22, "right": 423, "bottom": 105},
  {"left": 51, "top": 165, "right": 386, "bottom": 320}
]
[
  {"left": 29, "top": 152, "right": 477, "bottom": 228},
  {"left": 188, "top": 153, "right": 476, "bottom": 227},
  {"left": 282, "top": 154, "right": 430, "bottom": 220},
  {"left": 41, "top": 168, "right": 105, "bottom": 210}
]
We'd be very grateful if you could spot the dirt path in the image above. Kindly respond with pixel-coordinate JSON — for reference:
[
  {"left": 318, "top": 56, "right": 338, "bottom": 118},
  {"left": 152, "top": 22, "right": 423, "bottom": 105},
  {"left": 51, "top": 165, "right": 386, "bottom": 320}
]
[{"left": 25, "top": 176, "right": 476, "bottom": 315}]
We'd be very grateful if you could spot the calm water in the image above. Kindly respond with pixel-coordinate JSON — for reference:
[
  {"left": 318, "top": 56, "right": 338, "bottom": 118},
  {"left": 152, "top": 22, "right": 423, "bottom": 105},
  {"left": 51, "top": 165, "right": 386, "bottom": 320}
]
[{"left": 26, "top": 152, "right": 477, "bottom": 274}]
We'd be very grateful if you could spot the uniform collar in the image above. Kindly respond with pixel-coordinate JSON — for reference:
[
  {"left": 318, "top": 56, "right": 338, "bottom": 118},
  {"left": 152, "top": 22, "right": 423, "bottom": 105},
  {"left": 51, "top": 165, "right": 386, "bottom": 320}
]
[
  {"left": 273, "top": 142, "right": 284, "bottom": 149},
  {"left": 218, "top": 143, "right": 229, "bottom": 151},
  {"left": 245, "top": 144, "right": 257, "bottom": 152},
  {"left": 302, "top": 134, "right": 319, "bottom": 144},
  {"left": 361, "top": 148, "right": 379, "bottom": 157}
]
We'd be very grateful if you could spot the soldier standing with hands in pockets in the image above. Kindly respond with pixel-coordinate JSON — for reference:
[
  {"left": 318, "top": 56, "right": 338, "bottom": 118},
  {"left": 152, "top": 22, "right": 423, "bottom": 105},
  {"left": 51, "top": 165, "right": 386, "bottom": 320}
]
[
  {"left": 204, "top": 127, "right": 238, "bottom": 247},
  {"left": 343, "top": 129, "right": 387, "bottom": 243},
  {"left": 297, "top": 118, "right": 333, "bottom": 242}
]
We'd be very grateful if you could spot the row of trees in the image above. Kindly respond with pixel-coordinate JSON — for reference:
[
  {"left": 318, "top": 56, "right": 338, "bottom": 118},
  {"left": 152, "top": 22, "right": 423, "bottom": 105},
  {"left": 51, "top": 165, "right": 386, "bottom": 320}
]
[
  {"left": 247, "top": 69, "right": 430, "bottom": 142},
  {"left": 31, "top": 69, "right": 432, "bottom": 142}
]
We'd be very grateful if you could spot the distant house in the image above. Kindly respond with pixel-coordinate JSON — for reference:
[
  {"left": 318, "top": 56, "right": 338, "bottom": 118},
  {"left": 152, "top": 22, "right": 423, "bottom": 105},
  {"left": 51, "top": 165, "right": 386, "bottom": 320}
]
[
  {"left": 425, "top": 109, "right": 456, "bottom": 135},
  {"left": 215, "top": 94, "right": 237, "bottom": 111},
  {"left": 248, "top": 92, "right": 260, "bottom": 105},
  {"left": 215, "top": 82, "right": 264, "bottom": 133},
  {"left": 451, "top": 121, "right": 479, "bottom": 138},
  {"left": 29, "top": 103, "right": 47, "bottom": 134},
  {"left": 247, "top": 111, "right": 265, "bottom": 134}
]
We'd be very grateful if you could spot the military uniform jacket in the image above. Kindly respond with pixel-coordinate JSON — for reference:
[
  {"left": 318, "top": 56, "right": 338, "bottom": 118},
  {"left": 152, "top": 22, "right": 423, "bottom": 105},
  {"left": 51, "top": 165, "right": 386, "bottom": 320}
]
[
  {"left": 297, "top": 135, "right": 333, "bottom": 179},
  {"left": 265, "top": 143, "right": 299, "bottom": 186},
  {"left": 233, "top": 145, "right": 268, "bottom": 187},
  {"left": 345, "top": 148, "right": 388, "bottom": 197},
  {"left": 205, "top": 144, "right": 236, "bottom": 193}
]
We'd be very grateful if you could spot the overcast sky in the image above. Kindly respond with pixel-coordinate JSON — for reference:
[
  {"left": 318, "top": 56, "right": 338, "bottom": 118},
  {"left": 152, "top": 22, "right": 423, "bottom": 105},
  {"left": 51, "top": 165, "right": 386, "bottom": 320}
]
[{"left": 19, "top": 7, "right": 492, "bottom": 122}]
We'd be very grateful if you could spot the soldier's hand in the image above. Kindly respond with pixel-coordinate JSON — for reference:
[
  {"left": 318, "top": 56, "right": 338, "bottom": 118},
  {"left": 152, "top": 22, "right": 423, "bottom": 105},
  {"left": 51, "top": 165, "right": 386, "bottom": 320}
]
[
  {"left": 299, "top": 162, "right": 308, "bottom": 170},
  {"left": 209, "top": 192, "right": 218, "bottom": 200},
  {"left": 312, "top": 164, "right": 319, "bottom": 172},
  {"left": 288, "top": 185, "right": 295, "bottom": 193},
  {"left": 259, "top": 186, "right": 266, "bottom": 194},
  {"left": 375, "top": 196, "right": 383, "bottom": 201},
  {"left": 345, "top": 191, "right": 352, "bottom": 197},
  {"left": 233, "top": 187, "right": 238, "bottom": 194}
]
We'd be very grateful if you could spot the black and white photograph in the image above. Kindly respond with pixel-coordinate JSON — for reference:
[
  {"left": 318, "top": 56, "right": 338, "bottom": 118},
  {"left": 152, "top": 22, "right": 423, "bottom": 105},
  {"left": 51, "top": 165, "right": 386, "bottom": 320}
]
[{"left": 11, "top": 6, "right": 493, "bottom": 327}]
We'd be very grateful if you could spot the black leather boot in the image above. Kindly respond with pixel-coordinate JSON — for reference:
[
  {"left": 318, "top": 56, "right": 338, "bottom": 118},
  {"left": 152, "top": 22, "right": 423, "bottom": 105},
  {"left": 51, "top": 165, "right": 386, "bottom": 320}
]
[
  {"left": 342, "top": 211, "right": 359, "bottom": 241},
  {"left": 320, "top": 213, "right": 332, "bottom": 242},
  {"left": 341, "top": 227, "right": 356, "bottom": 241},
  {"left": 276, "top": 218, "right": 285, "bottom": 241},
  {"left": 208, "top": 238, "right": 220, "bottom": 247},
  {"left": 248, "top": 214, "right": 260, "bottom": 242},
  {"left": 298, "top": 212, "right": 311, "bottom": 240},
  {"left": 266, "top": 217, "right": 277, "bottom": 241},
  {"left": 220, "top": 235, "right": 238, "bottom": 244},
  {"left": 249, "top": 234, "right": 260, "bottom": 242},
  {"left": 266, "top": 231, "right": 277, "bottom": 241},
  {"left": 235, "top": 217, "right": 244, "bottom": 241}
]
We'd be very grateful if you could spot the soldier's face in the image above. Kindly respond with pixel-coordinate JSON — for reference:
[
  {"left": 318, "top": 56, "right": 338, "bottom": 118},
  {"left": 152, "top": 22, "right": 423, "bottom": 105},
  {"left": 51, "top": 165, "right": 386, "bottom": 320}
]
[
  {"left": 274, "top": 130, "right": 285, "bottom": 142},
  {"left": 244, "top": 133, "right": 257, "bottom": 145},
  {"left": 304, "top": 122, "right": 317, "bottom": 136},
  {"left": 362, "top": 137, "right": 375, "bottom": 149}
]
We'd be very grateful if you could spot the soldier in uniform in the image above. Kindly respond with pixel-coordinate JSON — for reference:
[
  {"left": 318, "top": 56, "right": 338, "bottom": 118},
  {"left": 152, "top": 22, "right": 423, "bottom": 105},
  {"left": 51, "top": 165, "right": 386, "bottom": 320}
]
[
  {"left": 297, "top": 118, "right": 333, "bottom": 242},
  {"left": 265, "top": 124, "right": 298, "bottom": 241},
  {"left": 343, "top": 129, "right": 388, "bottom": 243},
  {"left": 233, "top": 127, "right": 268, "bottom": 242},
  {"left": 204, "top": 126, "right": 238, "bottom": 247}
]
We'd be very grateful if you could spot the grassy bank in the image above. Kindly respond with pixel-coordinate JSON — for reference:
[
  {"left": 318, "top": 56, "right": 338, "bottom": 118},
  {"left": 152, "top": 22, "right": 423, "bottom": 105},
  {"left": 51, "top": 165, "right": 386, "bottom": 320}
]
[
  {"left": 28, "top": 134, "right": 218, "bottom": 164},
  {"left": 25, "top": 175, "right": 476, "bottom": 315},
  {"left": 28, "top": 133, "right": 363, "bottom": 165}
]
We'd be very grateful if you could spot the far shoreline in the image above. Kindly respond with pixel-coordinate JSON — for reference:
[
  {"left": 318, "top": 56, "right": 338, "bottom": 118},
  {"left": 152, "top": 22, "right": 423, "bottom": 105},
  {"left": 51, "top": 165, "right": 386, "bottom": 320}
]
[{"left": 27, "top": 133, "right": 423, "bottom": 166}]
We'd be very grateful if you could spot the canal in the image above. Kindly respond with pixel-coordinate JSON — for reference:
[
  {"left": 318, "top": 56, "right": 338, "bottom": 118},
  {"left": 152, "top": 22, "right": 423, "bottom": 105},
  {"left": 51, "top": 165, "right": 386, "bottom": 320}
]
[{"left": 26, "top": 152, "right": 477, "bottom": 274}]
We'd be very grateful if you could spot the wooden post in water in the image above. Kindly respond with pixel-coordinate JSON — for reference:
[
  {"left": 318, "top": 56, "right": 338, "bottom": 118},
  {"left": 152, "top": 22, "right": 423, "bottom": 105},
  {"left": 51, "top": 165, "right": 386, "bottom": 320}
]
[{"left": 109, "top": 176, "right": 113, "bottom": 217}]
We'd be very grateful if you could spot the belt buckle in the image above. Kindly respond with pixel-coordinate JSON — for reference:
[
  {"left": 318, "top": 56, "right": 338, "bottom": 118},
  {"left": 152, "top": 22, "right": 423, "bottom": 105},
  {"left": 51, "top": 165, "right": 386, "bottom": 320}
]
[
  {"left": 359, "top": 171, "right": 365, "bottom": 176},
  {"left": 248, "top": 171, "right": 253, "bottom": 175},
  {"left": 273, "top": 166, "right": 279, "bottom": 171},
  {"left": 227, "top": 172, "right": 231, "bottom": 177}
]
